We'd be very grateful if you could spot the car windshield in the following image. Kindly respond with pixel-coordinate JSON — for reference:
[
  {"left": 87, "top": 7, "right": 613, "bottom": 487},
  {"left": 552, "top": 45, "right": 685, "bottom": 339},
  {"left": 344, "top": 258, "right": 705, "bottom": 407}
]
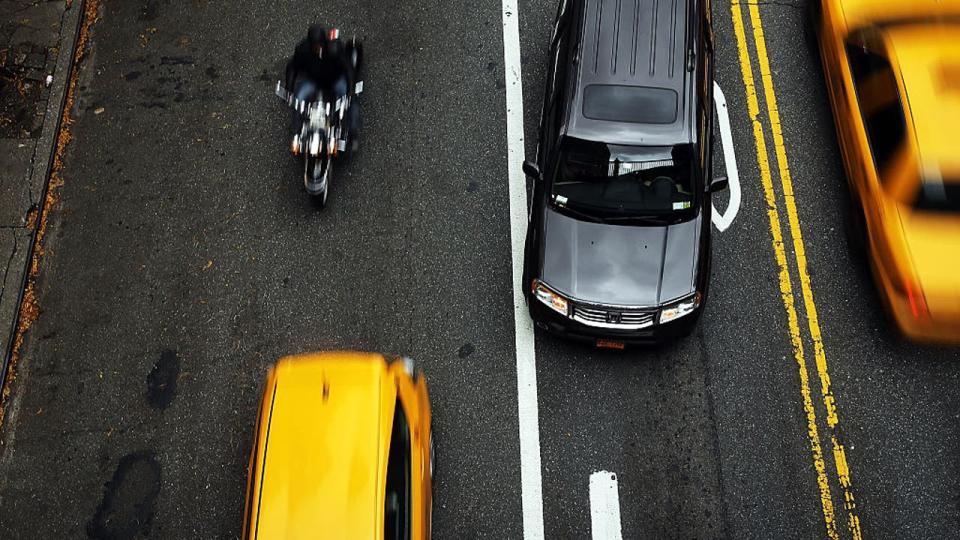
[
  {"left": 551, "top": 138, "right": 697, "bottom": 222},
  {"left": 915, "top": 179, "right": 960, "bottom": 213}
]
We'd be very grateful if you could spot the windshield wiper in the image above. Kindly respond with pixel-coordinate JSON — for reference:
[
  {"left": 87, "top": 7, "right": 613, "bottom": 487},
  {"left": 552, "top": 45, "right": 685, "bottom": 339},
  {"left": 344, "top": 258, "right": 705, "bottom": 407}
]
[
  {"left": 551, "top": 199, "right": 607, "bottom": 223},
  {"left": 602, "top": 214, "right": 675, "bottom": 225}
]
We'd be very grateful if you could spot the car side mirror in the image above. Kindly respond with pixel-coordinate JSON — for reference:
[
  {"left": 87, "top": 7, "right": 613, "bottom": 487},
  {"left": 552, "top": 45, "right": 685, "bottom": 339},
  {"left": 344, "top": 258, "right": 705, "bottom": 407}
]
[
  {"left": 523, "top": 161, "right": 541, "bottom": 180},
  {"left": 709, "top": 176, "right": 729, "bottom": 193}
]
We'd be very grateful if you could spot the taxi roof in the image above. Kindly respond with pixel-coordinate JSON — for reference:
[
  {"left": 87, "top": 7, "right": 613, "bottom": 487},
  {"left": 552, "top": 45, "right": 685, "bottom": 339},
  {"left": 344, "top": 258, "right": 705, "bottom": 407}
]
[
  {"left": 887, "top": 23, "right": 960, "bottom": 177},
  {"left": 253, "top": 351, "right": 397, "bottom": 539}
]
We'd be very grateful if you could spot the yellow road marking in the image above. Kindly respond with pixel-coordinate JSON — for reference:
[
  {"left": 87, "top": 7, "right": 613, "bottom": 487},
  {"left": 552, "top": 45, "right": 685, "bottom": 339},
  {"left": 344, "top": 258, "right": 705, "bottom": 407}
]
[
  {"left": 730, "top": 1, "right": 839, "bottom": 538},
  {"left": 745, "top": 1, "right": 863, "bottom": 537}
]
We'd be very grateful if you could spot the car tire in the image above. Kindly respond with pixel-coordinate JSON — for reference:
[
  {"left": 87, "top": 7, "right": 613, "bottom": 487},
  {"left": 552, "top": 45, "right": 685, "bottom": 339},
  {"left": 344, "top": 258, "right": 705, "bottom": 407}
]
[
  {"left": 804, "top": 1, "right": 821, "bottom": 61},
  {"left": 844, "top": 202, "right": 867, "bottom": 264},
  {"left": 429, "top": 432, "right": 435, "bottom": 479}
]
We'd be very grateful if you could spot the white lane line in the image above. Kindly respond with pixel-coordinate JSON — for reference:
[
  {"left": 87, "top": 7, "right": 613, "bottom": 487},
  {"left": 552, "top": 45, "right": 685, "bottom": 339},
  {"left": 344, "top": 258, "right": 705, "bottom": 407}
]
[
  {"left": 589, "top": 471, "right": 624, "bottom": 540},
  {"left": 500, "top": 1, "right": 545, "bottom": 539},
  {"left": 712, "top": 82, "right": 742, "bottom": 232}
]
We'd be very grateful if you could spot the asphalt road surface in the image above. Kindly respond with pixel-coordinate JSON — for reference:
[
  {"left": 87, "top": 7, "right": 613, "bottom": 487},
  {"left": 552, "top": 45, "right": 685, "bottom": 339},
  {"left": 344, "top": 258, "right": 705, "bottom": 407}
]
[{"left": 0, "top": 0, "right": 958, "bottom": 538}]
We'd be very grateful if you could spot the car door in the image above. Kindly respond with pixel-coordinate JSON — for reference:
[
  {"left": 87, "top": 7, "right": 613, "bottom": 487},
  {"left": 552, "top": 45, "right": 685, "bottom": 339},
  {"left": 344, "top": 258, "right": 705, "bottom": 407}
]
[
  {"left": 537, "top": 0, "right": 574, "bottom": 169},
  {"left": 818, "top": 1, "right": 864, "bottom": 194},
  {"left": 395, "top": 374, "right": 431, "bottom": 539},
  {"left": 384, "top": 397, "right": 413, "bottom": 540}
]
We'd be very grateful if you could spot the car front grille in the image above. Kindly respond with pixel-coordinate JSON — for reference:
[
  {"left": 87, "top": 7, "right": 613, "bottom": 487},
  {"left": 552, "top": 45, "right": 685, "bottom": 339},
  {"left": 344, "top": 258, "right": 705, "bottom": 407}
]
[{"left": 571, "top": 304, "right": 657, "bottom": 330}]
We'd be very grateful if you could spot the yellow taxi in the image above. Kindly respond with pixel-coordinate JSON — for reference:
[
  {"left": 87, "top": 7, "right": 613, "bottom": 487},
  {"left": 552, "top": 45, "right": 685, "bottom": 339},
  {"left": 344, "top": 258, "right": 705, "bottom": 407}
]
[
  {"left": 811, "top": 0, "right": 960, "bottom": 343},
  {"left": 242, "top": 351, "right": 433, "bottom": 539}
]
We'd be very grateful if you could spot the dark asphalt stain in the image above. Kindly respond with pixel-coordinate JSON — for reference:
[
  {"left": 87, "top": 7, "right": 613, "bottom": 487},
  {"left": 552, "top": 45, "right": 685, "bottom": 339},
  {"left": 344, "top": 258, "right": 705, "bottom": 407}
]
[
  {"left": 87, "top": 452, "right": 161, "bottom": 540},
  {"left": 257, "top": 69, "right": 271, "bottom": 81},
  {"left": 486, "top": 61, "right": 496, "bottom": 71},
  {"left": 495, "top": 78, "right": 505, "bottom": 90},
  {"left": 123, "top": 71, "right": 141, "bottom": 81},
  {"left": 139, "top": 0, "right": 162, "bottom": 22},
  {"left": 467, "top": 181, "right": 479, "bottom": 193},
  {"left": 146, "top": 349, "right": 179, "bottom": 410},
  {"left": 205, "top": 66, "right": 218, "bottom": 79},
  {"left": 139, "top": 102, "right": 167, "bottom": 109},
  {"left": 457, "top": 342, "right": 474, "bottom": 359},
  {"left": 160, "top": 56, "right": 194, "bottom": 66}
]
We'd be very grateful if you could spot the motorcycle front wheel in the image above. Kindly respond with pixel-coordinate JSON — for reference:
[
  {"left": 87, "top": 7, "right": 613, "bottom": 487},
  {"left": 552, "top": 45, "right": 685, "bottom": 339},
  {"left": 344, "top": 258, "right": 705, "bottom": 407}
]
[{"left": 304, "top": 155, "right": 331, "bottom": 208}]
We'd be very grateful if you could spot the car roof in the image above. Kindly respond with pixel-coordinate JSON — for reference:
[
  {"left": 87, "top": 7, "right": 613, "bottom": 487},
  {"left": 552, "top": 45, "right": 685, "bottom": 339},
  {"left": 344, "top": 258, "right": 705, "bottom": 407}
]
[
  {"left": 567, "top": 0, "right": 694, "bottom": 146},
  {"left": 252, "top": 351, "right": 397, "bottom": 539},
  {"left": 887, "top": 23, "right": 960, "bottom": 178}
]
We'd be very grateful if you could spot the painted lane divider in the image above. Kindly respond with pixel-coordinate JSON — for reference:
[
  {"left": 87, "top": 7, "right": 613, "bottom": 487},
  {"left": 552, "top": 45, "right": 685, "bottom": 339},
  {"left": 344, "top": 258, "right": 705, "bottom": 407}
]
[
  {"left": 712, "top": 82, "right": 742, "bottom": 233},
  {"left": 589, "top": 471, "right": 624, "bottom": 540},
  {"left": 500, "top": 0, "right": 545, "bottom": 538}
]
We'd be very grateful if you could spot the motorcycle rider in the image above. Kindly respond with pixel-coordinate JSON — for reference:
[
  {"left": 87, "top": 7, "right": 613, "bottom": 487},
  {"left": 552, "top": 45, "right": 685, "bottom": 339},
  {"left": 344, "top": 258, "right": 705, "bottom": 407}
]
[{"left": 284, "top": 25, "right": 359, "bottom": 152}]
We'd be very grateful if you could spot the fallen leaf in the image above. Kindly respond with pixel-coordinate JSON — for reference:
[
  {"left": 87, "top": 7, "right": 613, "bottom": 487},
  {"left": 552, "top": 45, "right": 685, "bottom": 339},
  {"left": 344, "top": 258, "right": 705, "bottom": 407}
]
[
  {"left": 203, "top": 260, "right": 213, "bottom": 270},
  {"left": 94, "top": 107, "right": 104, "bottom": 115}
]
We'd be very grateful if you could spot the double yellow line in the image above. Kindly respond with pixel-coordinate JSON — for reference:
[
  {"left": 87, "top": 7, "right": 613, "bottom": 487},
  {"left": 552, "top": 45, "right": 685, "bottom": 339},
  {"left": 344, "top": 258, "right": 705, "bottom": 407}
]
[{"left": 729, "top": 1, "right": 862, "bottom": 538}]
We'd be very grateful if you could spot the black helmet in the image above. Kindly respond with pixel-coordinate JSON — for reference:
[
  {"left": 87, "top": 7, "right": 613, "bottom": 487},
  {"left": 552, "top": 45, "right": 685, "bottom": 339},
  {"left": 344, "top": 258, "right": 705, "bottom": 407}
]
[{"left": 308, "top": 24, "right": 328, "bottom": 47}]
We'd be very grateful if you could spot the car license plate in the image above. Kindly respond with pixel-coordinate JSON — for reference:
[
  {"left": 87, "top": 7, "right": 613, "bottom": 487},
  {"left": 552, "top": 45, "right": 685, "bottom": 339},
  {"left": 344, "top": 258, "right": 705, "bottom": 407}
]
[{"left": 596, "top": 339, "right": 625, "bottom": 350}]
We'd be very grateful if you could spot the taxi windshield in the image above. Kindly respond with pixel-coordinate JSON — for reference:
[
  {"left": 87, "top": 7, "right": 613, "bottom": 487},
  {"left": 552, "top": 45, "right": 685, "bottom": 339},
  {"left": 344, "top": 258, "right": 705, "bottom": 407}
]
[{"left": 915, "top": 180, "right": 960, "bottom": 212}]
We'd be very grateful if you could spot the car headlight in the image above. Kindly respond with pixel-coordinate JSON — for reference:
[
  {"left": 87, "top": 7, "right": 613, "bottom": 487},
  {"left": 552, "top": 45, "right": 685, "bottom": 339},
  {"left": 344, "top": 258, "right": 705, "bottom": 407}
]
[
  {"left": 658, "top": 292, "right": 701, "bottom": 324},
  {"left": 532, "top": 279, "right": 569, "bottom": 316}
]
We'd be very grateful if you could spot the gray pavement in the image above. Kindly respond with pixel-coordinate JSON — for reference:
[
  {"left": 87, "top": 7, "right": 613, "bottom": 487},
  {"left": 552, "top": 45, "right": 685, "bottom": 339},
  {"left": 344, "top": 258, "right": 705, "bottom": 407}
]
[
  {"left": 0, "top": 0, "right": 80, "bottom": 397},
  {"left": 0, "top": 0, "right": 958, "bottom": 539}
]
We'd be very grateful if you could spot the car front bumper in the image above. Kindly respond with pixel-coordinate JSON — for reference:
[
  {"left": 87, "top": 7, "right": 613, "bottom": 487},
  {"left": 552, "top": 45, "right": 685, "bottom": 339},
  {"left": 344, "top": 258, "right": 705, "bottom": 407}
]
[{"left": 526, "top": 295, "right": 701, "bottom": 346}]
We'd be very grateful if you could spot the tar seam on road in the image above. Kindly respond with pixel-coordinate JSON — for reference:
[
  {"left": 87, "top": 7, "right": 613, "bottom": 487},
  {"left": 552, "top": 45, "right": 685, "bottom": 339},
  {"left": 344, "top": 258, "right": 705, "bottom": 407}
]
[
  {"left": 745, "top": 1, "right": 863, "bottom": 537},
  {"left": 500, "top": 0, "right": 545, "bottom": 538},
  {"left": 1, "top": 0, "right": 100, "bottom": 431},
  {"left": 729, "top": 1, "right": 841, "bottom": 538}
]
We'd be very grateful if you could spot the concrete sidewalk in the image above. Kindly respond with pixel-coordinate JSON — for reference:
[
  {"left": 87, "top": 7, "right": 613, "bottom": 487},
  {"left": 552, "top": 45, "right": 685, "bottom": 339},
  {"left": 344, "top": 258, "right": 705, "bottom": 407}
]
[{"left": 0, "top": 1, "right": 83, "bottom": 381}]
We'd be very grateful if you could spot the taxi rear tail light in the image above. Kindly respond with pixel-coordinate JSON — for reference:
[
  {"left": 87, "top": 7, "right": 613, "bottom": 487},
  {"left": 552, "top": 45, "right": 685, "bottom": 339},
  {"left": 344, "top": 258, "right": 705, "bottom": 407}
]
[{"left": 905, "top": 279, "right": 929, "bottom": 320}]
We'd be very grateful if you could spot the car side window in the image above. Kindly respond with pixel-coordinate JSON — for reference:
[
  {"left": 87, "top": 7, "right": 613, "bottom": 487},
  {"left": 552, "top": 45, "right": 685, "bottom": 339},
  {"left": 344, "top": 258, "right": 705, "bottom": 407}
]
[
  {"left": 845, "top": 37, "right": 907, "bottom": 183},
  {"left": 697, "top": 5, "right": 713, "bottom": 171},
  {"left": 547, "top": 21, "right": 570, "bottom": 107},
  {"left": 384, "top": 399, "right": 412, "bottom": 540}
]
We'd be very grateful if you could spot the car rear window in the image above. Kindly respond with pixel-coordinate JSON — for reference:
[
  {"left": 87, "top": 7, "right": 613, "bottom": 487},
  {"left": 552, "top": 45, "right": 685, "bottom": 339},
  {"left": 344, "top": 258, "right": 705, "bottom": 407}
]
[
  {"left": 915, "top": 180, "right": 960, "bottom": 212},
  {"left": 582, "top": 85, "right": 678, "bottom": 124}
]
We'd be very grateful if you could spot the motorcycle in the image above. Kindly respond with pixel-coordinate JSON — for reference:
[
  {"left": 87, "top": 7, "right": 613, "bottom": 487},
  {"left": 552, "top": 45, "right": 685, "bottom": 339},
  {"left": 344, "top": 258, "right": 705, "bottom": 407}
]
[{"left": 276, "top": 38, "right": 363, "bottom": 207}]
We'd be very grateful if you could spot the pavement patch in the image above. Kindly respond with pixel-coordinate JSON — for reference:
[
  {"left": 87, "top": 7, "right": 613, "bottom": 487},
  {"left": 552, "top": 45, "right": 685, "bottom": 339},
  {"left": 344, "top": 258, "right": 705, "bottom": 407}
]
[{"left": 87, "top": 451, "right": 162, "bottom": 540}]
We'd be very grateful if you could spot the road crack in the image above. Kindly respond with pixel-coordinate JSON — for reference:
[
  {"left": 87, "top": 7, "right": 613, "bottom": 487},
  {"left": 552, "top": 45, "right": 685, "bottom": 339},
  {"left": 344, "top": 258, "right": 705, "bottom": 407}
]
[
  {"left": 0, "top": 230, "right": 19, "bottom": 314},
  {"left": 750, "top": 0, "right": 804, "bottom": 11}
]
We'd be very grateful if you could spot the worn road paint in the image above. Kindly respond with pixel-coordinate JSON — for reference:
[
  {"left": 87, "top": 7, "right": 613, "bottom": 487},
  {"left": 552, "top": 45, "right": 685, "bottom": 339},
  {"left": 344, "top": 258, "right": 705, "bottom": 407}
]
[
  {"left": 712, "top": 82, "right": 742, "bottom": 232},
  {"left": 729, "top": 1, "right": 839, "bottom": 538},
  {"left": 746, "top": 2, "right": 862, "bottom": 537},
  {"left": 589, "top": 471, "right": 624, "bottom": 540},
  {"left": 500, "top": 0, "right": 545, "bottom": 538}
]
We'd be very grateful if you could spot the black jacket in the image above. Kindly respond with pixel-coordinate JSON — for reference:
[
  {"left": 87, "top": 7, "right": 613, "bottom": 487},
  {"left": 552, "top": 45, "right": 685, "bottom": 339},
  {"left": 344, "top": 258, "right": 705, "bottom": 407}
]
[{"left": 284, "top": 39, "right": 352, "bottom": 93}]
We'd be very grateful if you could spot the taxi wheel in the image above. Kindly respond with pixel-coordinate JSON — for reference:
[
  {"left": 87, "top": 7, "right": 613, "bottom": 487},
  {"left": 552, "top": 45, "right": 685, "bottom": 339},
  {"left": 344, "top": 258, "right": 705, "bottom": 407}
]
[
  {"left": 804, "top": 1, "right": 822, "bottom": 61},
  {"left": 844, "top": 203, "right": 867, "bottom": 264},
  {"left": 429, "top": 432, "right": 435, "bottom": 479}
]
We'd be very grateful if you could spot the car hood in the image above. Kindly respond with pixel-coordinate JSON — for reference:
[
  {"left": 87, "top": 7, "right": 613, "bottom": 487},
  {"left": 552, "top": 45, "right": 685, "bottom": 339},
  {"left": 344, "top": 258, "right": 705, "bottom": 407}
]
[
  {"left": 901, "top": 210, "right": 960, "bottom": 315},
  {"left": 540, "top": 207, "right": 701, "bottom": 307}
]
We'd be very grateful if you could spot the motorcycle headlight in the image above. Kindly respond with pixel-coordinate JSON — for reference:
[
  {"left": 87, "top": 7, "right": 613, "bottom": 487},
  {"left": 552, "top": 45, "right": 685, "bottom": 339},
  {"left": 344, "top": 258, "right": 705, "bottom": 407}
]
[
  {"left": 532, "top": 279, "right": 569, "bottom": 316},
  {"left": 658, "top": 292, "right": 701, "bottom": 324}
]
